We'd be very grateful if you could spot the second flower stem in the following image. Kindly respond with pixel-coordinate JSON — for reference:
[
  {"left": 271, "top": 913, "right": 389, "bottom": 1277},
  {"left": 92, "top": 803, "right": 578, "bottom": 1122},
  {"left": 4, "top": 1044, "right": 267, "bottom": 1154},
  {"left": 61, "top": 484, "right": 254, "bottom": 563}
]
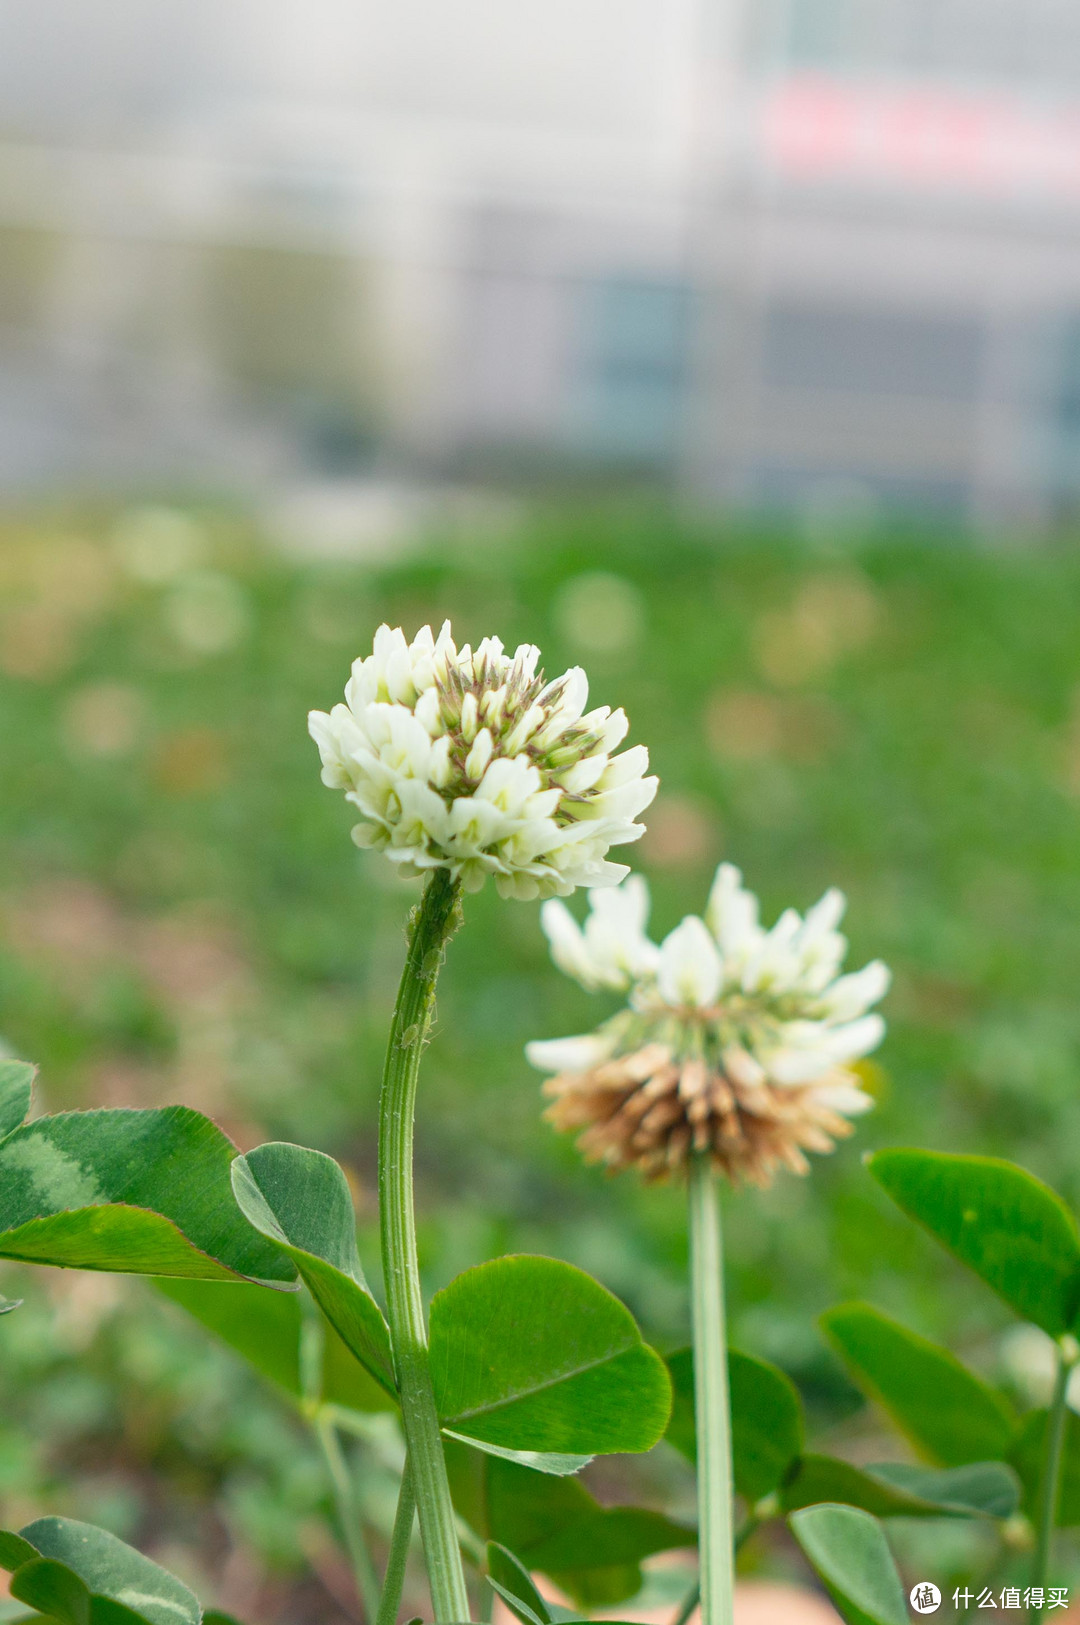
[
  {"left": 688, "top": 1155, "right": 735, "bottom": 1625},
  {"left": 1033, "top": 1334, "right": 1080, "bottom": 1592},
  {"left": 379, "top": 868, "right": 470, "bottom": 1624},
  {"left": 376, "top": 1457, "right": 417, "bottom": 1625}
]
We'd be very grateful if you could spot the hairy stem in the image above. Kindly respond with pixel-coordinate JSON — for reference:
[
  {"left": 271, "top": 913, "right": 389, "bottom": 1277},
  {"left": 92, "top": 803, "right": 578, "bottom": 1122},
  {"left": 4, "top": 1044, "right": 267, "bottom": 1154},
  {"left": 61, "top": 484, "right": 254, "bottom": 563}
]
[
  {"left": 1033, "top": 1335, "right": 1079, "bottom": 1592},
  {"left": 379, "top": 868, "right": 469, "bottom": 1623},
  {"left": 376, "top": 1457, "right": 417, "bottom": 1625},
  {"left": 688, "top": 1156, "right": 735, "bottom": 1625}
]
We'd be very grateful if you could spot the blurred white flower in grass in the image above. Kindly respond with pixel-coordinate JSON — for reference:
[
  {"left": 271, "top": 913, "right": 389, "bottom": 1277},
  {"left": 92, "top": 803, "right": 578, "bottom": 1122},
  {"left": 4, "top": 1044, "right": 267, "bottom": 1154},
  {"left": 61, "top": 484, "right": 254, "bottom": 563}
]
[
  {"left": 554, "top": 572, "right": 645, "bottom": 654},
  {"left": 164, "top": 572, "right": 252, "bottom": 656},
  {"left": 112, "top": 506, "right": 206, "bottom": 584},
  {"left": 309, "top": 621, "right": 657, "bottom": 899},
  {"left": 527, "top": 863, "right": 888, "bottom": 1184},
  {"left": 1000, "top": 1324, "right": 1080, "bottom": 1412},
  {"left": 62, "top": 682, "right": 147, "bottom": 759}
]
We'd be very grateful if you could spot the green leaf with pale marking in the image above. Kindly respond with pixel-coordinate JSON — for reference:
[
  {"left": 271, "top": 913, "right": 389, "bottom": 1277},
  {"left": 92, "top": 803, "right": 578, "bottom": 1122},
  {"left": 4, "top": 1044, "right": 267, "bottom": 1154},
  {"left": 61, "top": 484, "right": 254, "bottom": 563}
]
[
  {"left": 22, "top": 1516, "right": 200, "bottom": 1625},
  {"left": 781, "top": 1455, "right": 1018, "bottom": 1520},
  {"left": 429, "top": 1255, "right": 670, "bottom": 1455},
  {"left": 789, "top": 1504, "right": 907, "bottom": 1625},
  {"left": 3, "top": 1518, "right": 200, "bottom": 1625},
  {"left": 0, "top": 1296, "right": 20, "bottom": 1315},
  {"left": 230, "top": 1143, "right": 395, "bottom": 1394},
  {"left": 666, "top": 1347, "right": 803, "bottom": 1501},
  {"left": 156, "top": 1277, "right": 394, "bottom": 1414},
  {"left": 0, "top": 1063, "right": 34, "bottom": 1142},
  {"left": 0, "top": 1108, "right": 294, "bottom": 1287},
  {"left": 868, "top": 1149, "right": 1080, "bottom": 1335},
  {"left": 821, "top": 1302, "right": 1016, "bottom": 1466}
]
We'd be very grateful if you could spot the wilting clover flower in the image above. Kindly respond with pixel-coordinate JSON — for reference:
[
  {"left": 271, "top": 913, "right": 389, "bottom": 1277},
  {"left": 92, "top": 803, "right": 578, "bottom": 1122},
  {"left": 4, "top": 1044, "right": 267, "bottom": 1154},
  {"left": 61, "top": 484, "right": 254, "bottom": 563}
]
[
  {"left": 527, "top": 865, "right": 889, "bottom": 1185},
  {"left": 308, "top": 622, "right": 657, "bottom": 899}
]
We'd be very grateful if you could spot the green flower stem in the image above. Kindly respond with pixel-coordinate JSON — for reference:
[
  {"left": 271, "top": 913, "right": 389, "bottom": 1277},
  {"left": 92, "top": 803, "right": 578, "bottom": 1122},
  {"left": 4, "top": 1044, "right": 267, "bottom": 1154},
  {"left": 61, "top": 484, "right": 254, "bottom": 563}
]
[
  {"left": 688, "top": 1155, "right": 735, "bottom": 1625},
  {"left": 1033, "top": 1334, "right": 1080, "bottom": 1592},
  {"left": 379, "top": 868, "right": 470, "bottom": 1624},
  {"left": 315, "top": 1410, "right": 382, "bottom": 1623},
  {"left": 376, "top": 1457, "right": 416, "bottom": 1625}
]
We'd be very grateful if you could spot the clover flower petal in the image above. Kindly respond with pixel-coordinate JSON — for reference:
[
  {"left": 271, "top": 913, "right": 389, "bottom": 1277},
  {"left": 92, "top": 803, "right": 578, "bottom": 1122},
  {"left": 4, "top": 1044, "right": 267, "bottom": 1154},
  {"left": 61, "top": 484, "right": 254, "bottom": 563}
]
[
  {"left": 657, "top": 918, "right": 723, "bottom": 1008},
  {"left": 539, "top": 874, "right": 658, "bottom": 992},
  {"left": 528, "top": 865, "right": 889, "bottom": 1185},
  {"left": 310, "top": 621, "right": 657, "bottom": 898}
]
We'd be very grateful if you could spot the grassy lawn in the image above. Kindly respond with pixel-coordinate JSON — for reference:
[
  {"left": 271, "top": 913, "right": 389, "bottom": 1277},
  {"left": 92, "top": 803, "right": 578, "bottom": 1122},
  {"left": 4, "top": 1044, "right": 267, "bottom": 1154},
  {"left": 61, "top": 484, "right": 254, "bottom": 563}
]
[{"left": 2, "top": 501, "right": 1079, "bottom": 1604}]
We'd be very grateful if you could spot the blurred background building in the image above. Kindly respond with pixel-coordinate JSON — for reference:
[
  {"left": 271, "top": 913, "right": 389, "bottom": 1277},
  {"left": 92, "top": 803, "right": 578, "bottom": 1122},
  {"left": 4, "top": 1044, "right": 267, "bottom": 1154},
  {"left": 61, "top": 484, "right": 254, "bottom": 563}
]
[{"left": 5, "top": 0, "right": 1080, "bottom": 526}]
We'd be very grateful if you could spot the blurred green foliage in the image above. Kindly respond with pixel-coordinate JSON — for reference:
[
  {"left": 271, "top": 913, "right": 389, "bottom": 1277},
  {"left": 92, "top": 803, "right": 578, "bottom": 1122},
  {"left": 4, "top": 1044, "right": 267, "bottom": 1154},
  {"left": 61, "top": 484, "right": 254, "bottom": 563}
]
[{"left": 2, "top": 502, "right": 1080, "bottom": 1611}]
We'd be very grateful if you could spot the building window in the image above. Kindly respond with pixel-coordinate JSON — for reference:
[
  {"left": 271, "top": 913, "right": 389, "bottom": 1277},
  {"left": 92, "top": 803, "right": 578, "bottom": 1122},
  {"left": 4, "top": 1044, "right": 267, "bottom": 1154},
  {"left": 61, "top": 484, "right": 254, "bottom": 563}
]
[
  {"left": 761, "top": 302, "right": 985, "bottom": 401},
  {"left": 569, "top": 277, "right": 691, "bottom": 465}
]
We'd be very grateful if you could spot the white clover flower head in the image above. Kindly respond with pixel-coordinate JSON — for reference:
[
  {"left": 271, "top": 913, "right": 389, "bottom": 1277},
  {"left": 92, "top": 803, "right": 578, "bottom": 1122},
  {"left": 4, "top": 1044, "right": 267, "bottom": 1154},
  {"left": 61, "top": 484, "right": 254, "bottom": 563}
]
[
  {"left": 308, "top": 621, "right": 658, "bottom": 900},
  {"left": 527, "top": 863, "right": 889, "bottom": 1185}
]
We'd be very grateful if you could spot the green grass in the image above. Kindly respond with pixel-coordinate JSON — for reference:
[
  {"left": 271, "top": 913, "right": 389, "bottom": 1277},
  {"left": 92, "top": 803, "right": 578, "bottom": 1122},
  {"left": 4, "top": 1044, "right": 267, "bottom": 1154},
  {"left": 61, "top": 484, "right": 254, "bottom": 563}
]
[{"left": 2, "top": 502, "right": 1080, "bottom": 1599}]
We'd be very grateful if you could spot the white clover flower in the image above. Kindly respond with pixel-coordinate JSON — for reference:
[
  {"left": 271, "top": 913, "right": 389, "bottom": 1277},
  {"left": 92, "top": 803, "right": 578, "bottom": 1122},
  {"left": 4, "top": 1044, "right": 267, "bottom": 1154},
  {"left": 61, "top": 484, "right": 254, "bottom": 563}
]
[
  {"left": 527, "top": 863, "right": 889, "bottom": 1184},
  {"left": 308, "top": 622, "right": 657, "bottom": 900}
]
